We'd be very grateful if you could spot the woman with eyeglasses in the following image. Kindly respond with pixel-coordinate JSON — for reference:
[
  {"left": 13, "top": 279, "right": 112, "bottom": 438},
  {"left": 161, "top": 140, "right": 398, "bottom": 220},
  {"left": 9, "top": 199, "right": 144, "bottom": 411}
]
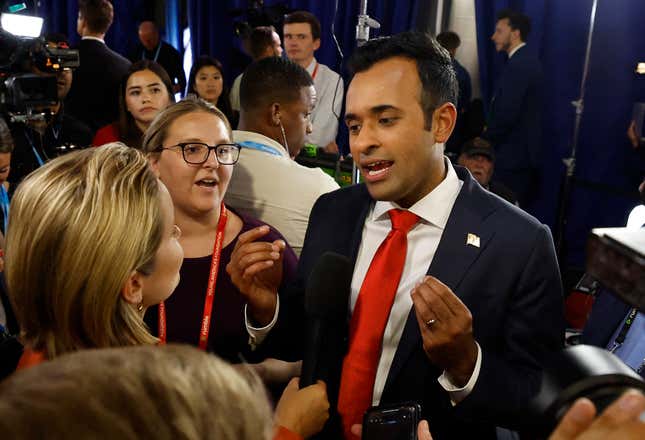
[{"left": 142, "top": 98, "right": 299, "bottom": 365}]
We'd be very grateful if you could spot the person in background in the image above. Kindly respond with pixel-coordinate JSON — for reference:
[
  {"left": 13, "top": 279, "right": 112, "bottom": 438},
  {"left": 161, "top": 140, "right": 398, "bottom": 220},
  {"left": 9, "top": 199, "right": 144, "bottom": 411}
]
[
  {"left": 93, "top": 60, "right": 175, "bottom": 148},
  {"left": 9, "top": 33, "right": 93, "bottom": 191},
  {"left": 436, "top": 31, "right": 472, "bottom": 156},
  {"left": 457, "top": 138, "right": 518, "bottom": 205},
  {"left": 131, "top": 21, "right": 186, "bottom": 95},
  {"left": 65, "top": 0, "right": 131, "bottom": 131},
  {"left": 0, "top": 117, "right": 13, "bottom": 235},
  {"left": 283, "top": 11, "right": 344, "bottom": 154},
  {"left": 225, "top": 57, "right": 339, "bottom": 256},
  {"left": 186, "top": 56, "right": 236, "bottom": 127},
  {"left": 0, "top": 117, "right": 12, "bottom": 335},
  {"left": 230, "top": 26, "right": 283, "bottom": 114},
  {"left": 482, "top": 9, "right": 543, "bottom": 208}
]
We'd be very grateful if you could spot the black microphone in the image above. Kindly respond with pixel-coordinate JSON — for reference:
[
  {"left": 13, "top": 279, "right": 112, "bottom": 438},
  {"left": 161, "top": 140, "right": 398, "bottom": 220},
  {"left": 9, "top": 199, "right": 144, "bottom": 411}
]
[{"left": 300, "top": 252, "right": 352, "bottom": 388}]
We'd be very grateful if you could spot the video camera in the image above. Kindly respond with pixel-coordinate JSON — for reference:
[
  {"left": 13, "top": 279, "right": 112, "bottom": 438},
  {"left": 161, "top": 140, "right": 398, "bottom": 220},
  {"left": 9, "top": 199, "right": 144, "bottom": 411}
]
[
  {"left": 532, "top": 227, "right": 645, "bottom": 435},
  {"left": 0, "top": 13, "right": 79, "bottom": 123}
]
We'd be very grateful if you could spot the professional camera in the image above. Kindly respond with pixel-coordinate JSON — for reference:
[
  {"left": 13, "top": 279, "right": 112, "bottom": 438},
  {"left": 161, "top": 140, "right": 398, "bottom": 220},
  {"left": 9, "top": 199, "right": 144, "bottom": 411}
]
[
  {"left": 0, "top": 13, "right": 79, "bottom": 123},
  {"left": 531, "top": 227, "right": 645, "bottom": 435}
]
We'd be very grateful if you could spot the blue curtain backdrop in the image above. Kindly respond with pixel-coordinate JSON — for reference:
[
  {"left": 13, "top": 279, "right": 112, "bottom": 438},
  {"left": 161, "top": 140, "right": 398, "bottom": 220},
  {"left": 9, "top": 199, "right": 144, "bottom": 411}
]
[
  {"left": 35, "top": 0, "right": 146, "bottom": 57},
  {"left": 475, "top": 0, "right": 645, "bottom": 269}
]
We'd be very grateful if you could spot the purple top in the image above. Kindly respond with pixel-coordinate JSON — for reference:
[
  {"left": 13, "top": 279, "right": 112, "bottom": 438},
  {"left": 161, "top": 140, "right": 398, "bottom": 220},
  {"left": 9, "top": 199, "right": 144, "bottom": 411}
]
[{"left": 145, "top": 209, "right": 298, "bottom": 363}]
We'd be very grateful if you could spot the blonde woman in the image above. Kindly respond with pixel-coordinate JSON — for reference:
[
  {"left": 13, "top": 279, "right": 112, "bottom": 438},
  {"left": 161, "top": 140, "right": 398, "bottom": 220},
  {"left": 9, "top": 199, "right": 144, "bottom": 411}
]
[{"left": 2, "top": 143, "right": 183, "bottom": 371}]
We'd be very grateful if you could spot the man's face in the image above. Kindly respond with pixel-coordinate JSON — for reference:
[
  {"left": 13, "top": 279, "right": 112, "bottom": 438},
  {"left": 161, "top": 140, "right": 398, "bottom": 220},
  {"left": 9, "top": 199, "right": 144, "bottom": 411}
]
[
  {"left": 457, "top": 153, "right": 494, "bottom": 186},
  {"left": 279, "top": 85, "right": 315, "bottom": 158},
  {"left": 139, "top": 22, "right": 160, "bottom": 51},
  {"left": 283, "top": 22, "right": 320, "bottom": 64},
  {"left": 345, "top": 57, "right": 453, "bottom": 208},
  {"left": 491, "top": 18, "right": 514, "bottom": 52}
]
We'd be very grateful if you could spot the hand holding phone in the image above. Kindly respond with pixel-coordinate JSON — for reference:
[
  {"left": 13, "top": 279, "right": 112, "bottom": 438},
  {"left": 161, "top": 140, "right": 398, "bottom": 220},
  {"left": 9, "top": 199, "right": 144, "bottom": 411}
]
[{"left": 362, "top": 402, "right": 422, "bottom": 440}]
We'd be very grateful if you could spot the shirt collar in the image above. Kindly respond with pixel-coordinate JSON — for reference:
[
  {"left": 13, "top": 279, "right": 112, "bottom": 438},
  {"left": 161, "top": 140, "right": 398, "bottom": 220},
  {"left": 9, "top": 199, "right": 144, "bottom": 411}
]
[
  {"left": 233, "top": 130, "right": 289, "bottom": 157},
  {"left": 372, "top": 158, "right": 461, "bottom": 230},
  {"left": 82, "top": 36, "right": 105, "bottom": 44},
  {"left": 508, "top": 42, "right": 526, "bottom": 58},
  {"left": 306, "top": 58, "right": 318, "bottom": 76}
]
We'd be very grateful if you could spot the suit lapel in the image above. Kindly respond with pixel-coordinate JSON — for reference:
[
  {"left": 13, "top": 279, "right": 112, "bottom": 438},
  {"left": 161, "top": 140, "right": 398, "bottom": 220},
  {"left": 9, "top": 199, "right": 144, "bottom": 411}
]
[{"left": 383, "top": 167, "right": 498, "bottom": 393}]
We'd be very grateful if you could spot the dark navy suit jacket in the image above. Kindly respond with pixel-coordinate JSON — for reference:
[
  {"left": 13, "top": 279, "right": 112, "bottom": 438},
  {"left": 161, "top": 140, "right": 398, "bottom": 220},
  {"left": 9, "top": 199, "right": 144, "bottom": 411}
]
[
  {"left": 65, "top": 39, "right": 131, "bottom": 132},
  {"left": 290, "top": 166, "right": 564, "bottom": 439},
  {"left": 483, "top": 46, "right": 543, "bottom": 170}
]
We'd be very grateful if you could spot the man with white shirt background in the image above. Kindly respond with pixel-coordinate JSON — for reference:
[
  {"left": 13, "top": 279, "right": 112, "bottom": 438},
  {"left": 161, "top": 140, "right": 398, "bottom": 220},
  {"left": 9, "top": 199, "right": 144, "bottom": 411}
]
[
  {"left": 229, "top": 31, "right": 564, "bottom": 439},
  {"left": 224, "top": 57, "right": 339, "bottom": 256},
  {"left": 65, "top": 0, "right": 131, "bottom": 131},
  {"left": 283, "top": 11, "right": 344, "bottom": 155}
]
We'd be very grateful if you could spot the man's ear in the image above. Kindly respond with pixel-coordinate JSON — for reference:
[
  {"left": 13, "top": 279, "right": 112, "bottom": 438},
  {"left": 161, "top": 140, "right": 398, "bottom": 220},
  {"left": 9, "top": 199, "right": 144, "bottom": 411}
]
[
  {"left": 121, "top": 270, "right": 144, "bottom": 306},
  {"left": 431, "top": 102, "right": 458, "bottom": 144},
  {"left": 313, "top": 38, "right": 321, "bottom": 52},
  {"left": 270, "top": 102, "right": 282, "bottom": 126}
]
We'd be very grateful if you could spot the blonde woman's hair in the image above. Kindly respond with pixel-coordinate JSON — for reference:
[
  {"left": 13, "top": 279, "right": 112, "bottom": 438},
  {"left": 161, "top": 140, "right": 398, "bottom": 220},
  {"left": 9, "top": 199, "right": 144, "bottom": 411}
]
[
  {"left": 0, "top": 344, "right": 274, "bottom": 440},
  {"left": 142, "top": 96, "right": 233, "bottom": 155},
  {"left": 5, "top": 143, "right": 162, "bottom": 358}
]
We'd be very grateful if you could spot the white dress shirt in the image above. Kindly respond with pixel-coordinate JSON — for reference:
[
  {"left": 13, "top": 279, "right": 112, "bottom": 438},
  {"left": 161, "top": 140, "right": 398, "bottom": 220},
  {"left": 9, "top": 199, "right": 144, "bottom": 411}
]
[
  {"left": 81, "top": 35, "right": 106, "bottom": 44},
  {"left": 225, "top": 130, "right": 339, "bottom": 256},
  {"left": 351, "top": 160, "right": 481, "bottom": 405},
  {"left": 508, "top": 42, "right": 526, "bottom": 58},
  {"left": 305, "top": 58, "right": 344, "bottom": 148}
]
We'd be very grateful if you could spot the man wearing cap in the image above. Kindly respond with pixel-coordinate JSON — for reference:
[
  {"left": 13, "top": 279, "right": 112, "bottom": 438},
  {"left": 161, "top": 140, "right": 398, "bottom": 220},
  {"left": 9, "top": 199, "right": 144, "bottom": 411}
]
[{"left": 458, "top": 138, "right": 518, "bottom": 206}]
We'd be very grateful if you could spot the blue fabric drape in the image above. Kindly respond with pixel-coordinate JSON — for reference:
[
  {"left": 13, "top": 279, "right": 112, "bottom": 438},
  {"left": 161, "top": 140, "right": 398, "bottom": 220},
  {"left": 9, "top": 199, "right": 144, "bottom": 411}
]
[
  {"left": 474, "top": 0, "right": 645, "bottom": 268},
  {"left": 35, "top": 0, "right": 145, "bottom": 57},
  {"left": 164, "top": 0, "right": 182, "bottom": 51}
]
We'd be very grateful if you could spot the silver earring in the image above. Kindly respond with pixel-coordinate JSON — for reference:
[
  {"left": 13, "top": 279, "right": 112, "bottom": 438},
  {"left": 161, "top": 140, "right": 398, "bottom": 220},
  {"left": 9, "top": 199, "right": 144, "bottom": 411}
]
[{"left": 137, "top": 302, "right": 143, "bottom": 312}]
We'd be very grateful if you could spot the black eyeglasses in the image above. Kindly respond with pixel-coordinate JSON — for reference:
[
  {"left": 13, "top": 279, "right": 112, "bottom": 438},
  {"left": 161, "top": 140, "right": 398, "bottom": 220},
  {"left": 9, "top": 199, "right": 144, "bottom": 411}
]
[{"left": 155, "top": 142, "right": 241, "bottom": 165}]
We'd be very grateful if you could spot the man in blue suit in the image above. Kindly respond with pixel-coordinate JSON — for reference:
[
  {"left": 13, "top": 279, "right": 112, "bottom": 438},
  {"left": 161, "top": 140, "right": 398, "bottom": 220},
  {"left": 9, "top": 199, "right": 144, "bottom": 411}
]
[
  {"left": 482, "top": 9, "right": 543, "bottom": 208},
  {"left": 229, "top": 32, "right": 564, "bottom": 439}
]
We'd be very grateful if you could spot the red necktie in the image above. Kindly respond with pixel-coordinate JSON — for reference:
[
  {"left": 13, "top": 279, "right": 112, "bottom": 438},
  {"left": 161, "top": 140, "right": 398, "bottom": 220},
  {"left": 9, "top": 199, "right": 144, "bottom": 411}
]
[{"left": 337, "top": 209, "right": 419, "bottom": 439}]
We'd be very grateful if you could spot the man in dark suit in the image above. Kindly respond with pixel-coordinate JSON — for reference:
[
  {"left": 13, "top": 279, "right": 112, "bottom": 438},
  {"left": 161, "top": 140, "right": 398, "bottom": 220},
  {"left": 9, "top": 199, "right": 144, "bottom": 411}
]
[
  {"left": 65, "top": 0, "right": 131, "bottom": 132},
  {"left": 482, "top": 9, "right": 543, "bottom": 208},
  {"left": 130, "top": 21, "right": 185, "bottom": 95},
  {"left": 229, "top": 32, "right": 564, "bottom": 439}
]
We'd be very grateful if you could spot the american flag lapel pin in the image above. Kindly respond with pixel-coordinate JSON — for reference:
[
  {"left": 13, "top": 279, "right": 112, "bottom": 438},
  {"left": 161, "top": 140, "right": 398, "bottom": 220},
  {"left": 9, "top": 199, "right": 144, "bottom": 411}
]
[{"left": 466, "top": 233, "right": 480, "bottom": 248}]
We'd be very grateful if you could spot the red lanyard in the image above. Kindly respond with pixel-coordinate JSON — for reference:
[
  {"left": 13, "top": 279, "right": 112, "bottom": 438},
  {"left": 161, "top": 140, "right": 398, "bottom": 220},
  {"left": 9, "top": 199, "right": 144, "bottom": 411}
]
[
  {"left": 311, "top": 61, "right": 319, "bottom": 80},
  {"left": 158, "top": 203, "right": 228, "bottom": 350}
]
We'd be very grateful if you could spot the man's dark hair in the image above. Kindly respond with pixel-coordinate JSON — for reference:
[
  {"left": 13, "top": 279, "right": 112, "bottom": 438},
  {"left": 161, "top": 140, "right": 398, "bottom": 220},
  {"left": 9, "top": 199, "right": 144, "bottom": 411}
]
[
  {"left": 283, "top": 11, "right": 321, "bottom": 41},
  {"left": 436, "top": 31, "right": 461, "bottom": 54},
  {"left": 248, "top": 26, "right": 276, "bottom": 60},
  {"left": 78, "top": 0, "right": 113, "bottom": 35},
  {"left": 240, "top": 57, "right": 313, "bottom": 113},
  {"left": 348, "top": 31, "right": 458, "bottom": 130},
  {"left": 497, "top": 9, "right": 531, "bottom": 41}
]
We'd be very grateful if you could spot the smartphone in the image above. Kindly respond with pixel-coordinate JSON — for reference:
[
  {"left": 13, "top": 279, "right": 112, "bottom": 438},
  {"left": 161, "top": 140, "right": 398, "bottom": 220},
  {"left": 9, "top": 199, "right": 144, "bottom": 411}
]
[{"left": 362, "top": 402, "right": 422, "bottom": 440}]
